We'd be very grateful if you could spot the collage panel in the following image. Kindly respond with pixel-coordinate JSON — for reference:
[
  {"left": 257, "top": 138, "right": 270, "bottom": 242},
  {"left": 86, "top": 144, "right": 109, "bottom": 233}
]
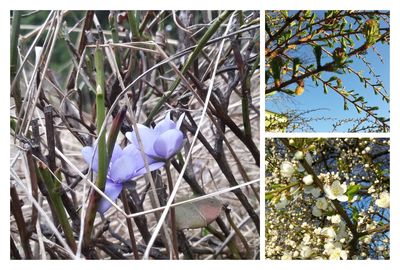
[
  {"left": 10, "top": 10, "right": 260, "bottom": 260},
  {"left": 265, "top": 10, "right": 390, "bottom": 133},
  {"left": 265, "top": 138, "right": 390, "bottom": 260}
]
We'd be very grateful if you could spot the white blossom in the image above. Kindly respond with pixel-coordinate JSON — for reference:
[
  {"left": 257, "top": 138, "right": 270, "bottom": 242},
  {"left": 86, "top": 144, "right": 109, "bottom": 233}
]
[
  {"left": 324, "top": 180, "right": 348, "bottom": 202},
  {"left": 300, "top": 245, "right": 312, "bottom": 259},
  {"left": 312, "top": 206, "right": 322, "bottom": 217},
  {"left": 294, "top": 151, "right": 304, "bottom": 160},
  {"left": 280, "top": 161, "right": 295, "bottom": 178},
  {"left": 321, "top": 227, "right": 336, "bottom": 239},
  {"left": 281, "top": 252, "right": 292, "bottom": 260},
  {"left": 329, "top": 214, "right": 342, "bottom": 224},
  {"left": 324, "top": 242, "right": 347, "bottom": 260},
  {"left": 363, "top": 236, "right": 372, "bottom": 244},
  {"left": 302, "top": 233, "right": 311, "bottom": 245},
  {"left": 316, "top": 197, "right": 328, "bottom": 210},
  {"left": 375, "top": 191, "right": 390, "bottom": 208},
  {"left": 302, "top": 175, "right": 314, "bottom": 185}
]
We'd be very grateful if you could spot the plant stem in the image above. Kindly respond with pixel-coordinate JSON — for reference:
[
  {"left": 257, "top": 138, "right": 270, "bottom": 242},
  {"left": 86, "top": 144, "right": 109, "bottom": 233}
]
[
  {"left": 242, "top": 56, "right": 259, "bottom": 139},
  {"left": 225, "top": 207, "right": 250, "bottom": 259},
  {"left": 107, "top": 106, "right": 126, "bottom": 161},
  {"left": 205, "top": 225, "right": 241, "bottom": 259},
  {"left": 25, "top": 149, "right": 39, "bottom": 234},
  {"left": 121, "top": 189, "right": 140, "bottom": 259},
  {"left": 83, "top": 44, "right": 107, "bottom": 254},
  {"left": 10, "top": 10, "right": 22, "bottom": 115},
  {"left": 10, "top": 10, "right": 21, "bottom": 78},
  {"left": 37, "top": 163, "right": 77, "bottom": 253},
  {"left": 10, "top": 185, "right": 33, "bottom": 259},
  {"left": 44, "top": 105, "right": 56, "bottom": 172},
  {"left": 165, "top": 161, "right": 179, "bottom": 259},
  {"left": 144, "top": 10, "right": 233, "bottom": 126},
  {"left": 127, "top": 11, "right": 141, "bottom": 40},
  {"left": 109, "top": 11, "right": 122, "bottom": 72}
]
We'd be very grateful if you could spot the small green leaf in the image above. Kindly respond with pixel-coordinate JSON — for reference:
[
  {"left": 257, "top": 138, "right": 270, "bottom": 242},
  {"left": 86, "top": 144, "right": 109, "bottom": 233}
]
[
  {"left": 346, "top": 184, "right": 362, "bottom": 197},
  {"left": 323, "top": 84, "right": 328, "bottom": 94},
  {"left": 351, "top": 206, "right": 360, "bottom": 223},
  {"left": 343, "top": 100, "right": 349, "bottom": 110},
  {"left": 265, "top": 193, "right": 275, "bottom": 201},
  {"left": 328, "top": 76, "right": 338, "bottom": 82}
]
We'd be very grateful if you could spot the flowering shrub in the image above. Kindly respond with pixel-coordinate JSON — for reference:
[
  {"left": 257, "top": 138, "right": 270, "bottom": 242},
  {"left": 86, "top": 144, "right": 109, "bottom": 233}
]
[
  {"left": 265, "top": 138, "right": 389, "bottom": 260},
  {"left": 265, "top": 10, "right": 390, "bottom": 132}
]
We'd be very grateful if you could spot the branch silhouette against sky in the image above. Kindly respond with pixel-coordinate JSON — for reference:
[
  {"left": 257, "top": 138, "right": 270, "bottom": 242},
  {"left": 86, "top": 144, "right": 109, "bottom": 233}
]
[{"left": 265, "top": 10, "right": 390, "bottom": 132}]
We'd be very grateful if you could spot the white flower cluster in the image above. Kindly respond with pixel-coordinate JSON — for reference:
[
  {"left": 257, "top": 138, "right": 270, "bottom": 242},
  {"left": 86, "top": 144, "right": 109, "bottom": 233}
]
[{"left": 266, "top": 138, "right": 390, "bottom": 260}]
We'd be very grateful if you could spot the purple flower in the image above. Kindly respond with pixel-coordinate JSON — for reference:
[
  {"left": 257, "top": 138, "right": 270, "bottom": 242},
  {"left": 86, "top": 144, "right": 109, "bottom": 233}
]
[
  {"left": 125, "top": 112, "right": 185, "bottom": 171},
  {"left": 82, "top": 144, "right": 146, "bottom": 214}
]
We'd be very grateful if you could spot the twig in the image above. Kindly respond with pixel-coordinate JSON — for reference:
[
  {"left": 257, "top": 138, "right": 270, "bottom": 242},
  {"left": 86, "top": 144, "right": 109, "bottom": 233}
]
[
  {"left": 11, "top": 168, "right": 77, "bottom": 258},
  {"left": 144, "top": 10, "right": 234, "bottom": 126},
  {"left": 10, "top": 185, "right": 33, "bottom": 259},
  {"left": 121, "top": 189, "right": 140, "bottom": 259},
  {"left": 165, "top": 161, "right": 179, "bottom": 259}
]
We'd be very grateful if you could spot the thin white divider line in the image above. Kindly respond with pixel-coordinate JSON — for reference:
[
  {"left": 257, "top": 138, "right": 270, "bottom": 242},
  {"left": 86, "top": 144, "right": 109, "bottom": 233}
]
[
  {"left": 10, "top": 168, "right": 78, "bottom": 259},
  {"left": 264, "top": 132, "right": 390, "bottom": 138},
  {"left": 143, "top": 11, "right": 237, "bottom": 259},
  {"left": 259, "top": 9, "right": 266, "bottom": 261}
]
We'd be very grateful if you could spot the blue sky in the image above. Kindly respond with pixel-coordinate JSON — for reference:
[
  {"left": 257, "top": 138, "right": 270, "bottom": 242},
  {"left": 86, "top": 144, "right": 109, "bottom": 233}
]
[{"left": 266, "top": 11, "right": 390, "bottom": 132}]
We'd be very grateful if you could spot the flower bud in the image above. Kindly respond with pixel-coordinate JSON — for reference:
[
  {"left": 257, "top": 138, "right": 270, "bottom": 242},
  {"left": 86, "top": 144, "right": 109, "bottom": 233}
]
[
  {"left": 302, "top": 175, "right": 314, "bottom": 185},
  {"left": 294, "top": 151, "right": 304, "bottom": 160}
]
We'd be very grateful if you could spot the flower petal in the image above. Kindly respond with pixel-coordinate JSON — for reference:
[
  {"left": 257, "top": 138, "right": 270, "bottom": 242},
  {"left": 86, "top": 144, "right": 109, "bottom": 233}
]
[
  {"left": 154, "top": 115, "right": 176, "bottom": 136},
  {"left": 323, "top": 185, "right": 335, "bottom": 200},
  {"left": 126, "top": 124, "right": 157, "bottom": 156},
  {"left": 122, "top": 144, "right": 145, "bottom": 171},
  {"left": 153, "top": 129, "right": 184, "bottom": 159},
  {"left": 110, "top": 144, "right": 123, "bottom": 164},
  {"left": 82, "top": 146, "right": 98, "bottom": 172},
  {"left": 337, "top": 195, "right": 348, "bottom": 202},
  {"left": 340, "top": 182, "right": 348, "bottom": 192},
  {"left": 109, "top": 154, "right": 138, "bottom": 183},
  {"left": 137, "top": 162, "right": 165, "bottom": 174},
  {"left": 97, "top": 180, "right": 123, "bottom": 214}
]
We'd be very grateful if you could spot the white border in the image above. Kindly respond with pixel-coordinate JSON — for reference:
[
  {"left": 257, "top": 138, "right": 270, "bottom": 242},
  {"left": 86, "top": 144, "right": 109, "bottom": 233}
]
[{"left": 1, "top": 1, "right": 398, "bottom": 269}]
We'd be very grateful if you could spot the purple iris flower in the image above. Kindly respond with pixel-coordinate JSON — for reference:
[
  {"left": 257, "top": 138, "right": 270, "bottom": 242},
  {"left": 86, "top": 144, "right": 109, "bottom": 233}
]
[
  {"left": 125, "top": 112, "right": 185, "bottom": 171},
  {"left": 82, "top": 144, "right": 146, "bottom": 214}
]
